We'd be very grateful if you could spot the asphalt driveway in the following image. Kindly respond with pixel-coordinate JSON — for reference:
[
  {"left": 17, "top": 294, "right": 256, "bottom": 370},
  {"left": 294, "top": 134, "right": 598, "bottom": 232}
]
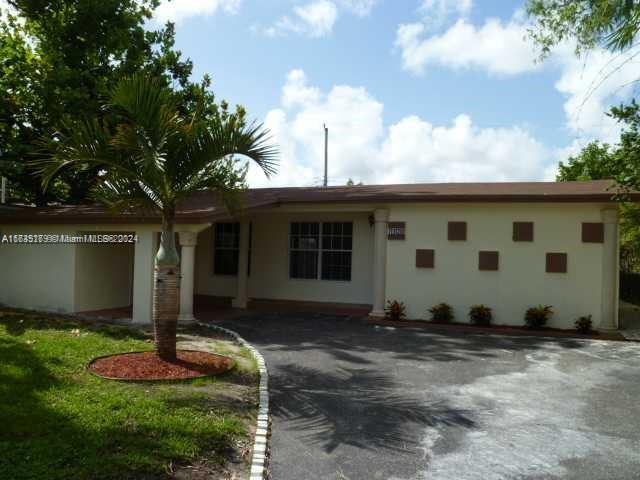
[{"left": 222, "top": 313, "right": 640, "bottom": 480}]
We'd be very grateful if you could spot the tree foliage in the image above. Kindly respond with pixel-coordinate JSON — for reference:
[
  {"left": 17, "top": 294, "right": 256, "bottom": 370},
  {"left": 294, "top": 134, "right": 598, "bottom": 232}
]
[
  {"left": 37, "top": 74, "right": 276, "bottom": 224},
  {"left": 557, "top": 102, "right": 640, "bottom": 270},
  {"left": 36, "top": 74, "right": 277, "bottom": 358},
  {"left": 0, "top": 0, "right": 242, "bottom": 205},
  {"left": 527, "top": 0, "right": 640, "bottom": 57}
]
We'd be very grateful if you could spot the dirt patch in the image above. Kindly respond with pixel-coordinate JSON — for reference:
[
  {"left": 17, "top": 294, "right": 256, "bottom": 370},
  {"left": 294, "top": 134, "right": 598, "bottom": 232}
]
[{"left": 89, "top": 350, "right": 235, "bottom": 380}]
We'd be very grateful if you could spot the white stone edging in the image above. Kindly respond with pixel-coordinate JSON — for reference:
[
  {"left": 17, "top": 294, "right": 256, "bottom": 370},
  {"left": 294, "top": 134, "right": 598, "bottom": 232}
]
[{"left": 197, "top": 322, "right": 269, "bottom": 480}]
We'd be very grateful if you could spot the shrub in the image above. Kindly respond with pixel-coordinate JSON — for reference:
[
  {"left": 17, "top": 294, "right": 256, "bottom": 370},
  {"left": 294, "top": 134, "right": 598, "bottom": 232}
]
[
  {"left": 469, "top": 304, "right": 492, "bottom": 326},
  {"left": 574, "top": 315, "right": 593, "bottom": 334},
  {"left": 429, "top": 303, "right": 454, "bottom": 323},
  {"left": 524, "top": 304, "right": 553, "bottom": 328},
  {"left": 385, "top": 300, "right": 406, "bottom": 321}
]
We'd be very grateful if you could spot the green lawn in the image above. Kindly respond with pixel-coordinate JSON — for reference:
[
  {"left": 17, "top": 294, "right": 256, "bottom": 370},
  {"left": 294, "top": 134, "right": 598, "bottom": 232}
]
[{"left": 0, "top": 309, "right": 258, "bottom": 480}]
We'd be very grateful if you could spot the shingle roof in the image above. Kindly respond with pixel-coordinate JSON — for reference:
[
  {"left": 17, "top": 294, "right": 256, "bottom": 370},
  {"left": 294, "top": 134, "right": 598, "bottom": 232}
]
[{"left": 0, "top": 180, "right": 634, "bottom": 224}]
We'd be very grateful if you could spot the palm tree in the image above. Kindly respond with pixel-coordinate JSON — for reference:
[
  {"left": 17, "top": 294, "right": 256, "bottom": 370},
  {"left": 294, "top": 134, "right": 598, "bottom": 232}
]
[{"left": 38, "top": 75, "right": 277, "bottom": 361}]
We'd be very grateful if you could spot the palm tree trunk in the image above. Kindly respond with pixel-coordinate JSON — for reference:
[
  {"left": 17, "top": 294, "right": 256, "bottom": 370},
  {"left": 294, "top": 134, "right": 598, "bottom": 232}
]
[{"left": 153, "top": 214, "right": 180, "bottom": 361}]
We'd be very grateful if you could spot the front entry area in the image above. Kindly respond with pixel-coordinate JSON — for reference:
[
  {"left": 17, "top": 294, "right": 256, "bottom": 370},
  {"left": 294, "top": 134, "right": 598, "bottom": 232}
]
[{"left": 188, "top": 210, "right": 379, "bottom": 320}]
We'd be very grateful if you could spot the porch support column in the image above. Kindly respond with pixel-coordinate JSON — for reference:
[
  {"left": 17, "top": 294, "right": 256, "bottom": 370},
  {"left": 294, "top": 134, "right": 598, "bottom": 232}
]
[
  {"left": 232, "top": 219, "right": 250, "bottom": 309},
  {"left": 132, "top": 230, "right": 155, "bottom": 325},
  {"left": 600, "top": 208, "right": 620, "bottom": 330},
  {"left": 178, "top": 231, "right": 197, "bottom": 324},
  {"left": 370, "top": 209, "right": 389, "bottom": 318}
]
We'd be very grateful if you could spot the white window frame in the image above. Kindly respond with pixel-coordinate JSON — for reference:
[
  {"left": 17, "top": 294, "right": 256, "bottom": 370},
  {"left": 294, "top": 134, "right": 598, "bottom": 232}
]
[{"left": 288, "top": 221, "right": 353, "bottom": 282}]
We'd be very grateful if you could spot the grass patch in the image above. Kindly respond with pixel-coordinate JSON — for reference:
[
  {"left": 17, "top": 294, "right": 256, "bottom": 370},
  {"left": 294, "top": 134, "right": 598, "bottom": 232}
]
[{"left": 0, "top": 309, "right": 257, "bottom": 480}]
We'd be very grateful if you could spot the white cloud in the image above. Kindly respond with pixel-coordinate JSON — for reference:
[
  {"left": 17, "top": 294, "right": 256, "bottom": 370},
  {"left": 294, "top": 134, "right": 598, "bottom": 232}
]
[
  {"left": 265, "top": 0, "right": 338, "bottom": 38},
  {"left": 394, "top": 7, "right": 640, "bottom": 161},
  {"left": 395, "top": 17, "right": 539, "bottom": 76},
  {"left": 263, "top": 0, "right": 378, "bottom": 38},
  {"left": 419, "top": 0, "right": 473, "bottom": 29},
  {"left": 154, "top": 0, "right": 241, "bottom": 24},
  {"left": 337, "top": 0, "right": 378, "bottom": 17},
  {"left": 552, "top": 44, "right": 640, "bottom": 144},
  {"left": 248, "top": 70, "right": 552, "bottom": 187}
]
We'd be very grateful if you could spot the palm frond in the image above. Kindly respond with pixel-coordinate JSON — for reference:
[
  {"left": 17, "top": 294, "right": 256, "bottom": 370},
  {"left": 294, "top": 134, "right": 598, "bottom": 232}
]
[
  {"left": 34, "top": 73, "right": 278, "bottom": 218},
  {"left": 34, "top": 118, "right": 139, "bottom": 190}
]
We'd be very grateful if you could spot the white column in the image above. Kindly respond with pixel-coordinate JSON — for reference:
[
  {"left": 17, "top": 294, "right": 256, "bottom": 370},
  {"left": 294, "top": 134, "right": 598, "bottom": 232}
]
[
  {"left": 600, "top": 208, "right": 620, "bottom": 330},
  {"left": 178, "top": 231, "right": 197, "bottom": 324},
  {"left": 370, "top": 209, "right": 389, "bottom": 318},
  {"left": 132, "top": 230, "right": 155, "bottom": 325},
  {"left": 232, "top": 219, "right": 250, "bottom": 309}
]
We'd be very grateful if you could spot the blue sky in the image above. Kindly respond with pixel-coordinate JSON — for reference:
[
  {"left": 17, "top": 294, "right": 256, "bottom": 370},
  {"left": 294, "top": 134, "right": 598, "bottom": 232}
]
[{"left": 153, "top": 0, "right": 637, "bottom": 187}]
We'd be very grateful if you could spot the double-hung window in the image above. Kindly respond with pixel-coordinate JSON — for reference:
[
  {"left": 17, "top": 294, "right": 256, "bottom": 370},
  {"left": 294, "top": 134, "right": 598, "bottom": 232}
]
[
  {"left": 289, "top": 221, "right": 352, "bottom": 281},
  {"left": 289, "top": 222, "right": 320, "bottom": 279},
  {"left": 214, "top": 223, "right": 240, "bottom": 275},
  {"left": 321, "top": 222, "right": 353, "bottom": 281}
]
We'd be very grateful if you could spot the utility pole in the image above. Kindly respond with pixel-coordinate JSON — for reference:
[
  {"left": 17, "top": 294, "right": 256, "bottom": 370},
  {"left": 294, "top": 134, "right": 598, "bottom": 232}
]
[{"left": 323, "top": 124, "right": 328, "bottom": 187}]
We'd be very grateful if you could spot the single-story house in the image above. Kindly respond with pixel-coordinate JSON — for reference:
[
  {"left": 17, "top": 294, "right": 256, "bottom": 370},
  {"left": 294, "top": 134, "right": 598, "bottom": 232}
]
[{"left": 0, "top": 180, "right": 635, "bottom": 330}]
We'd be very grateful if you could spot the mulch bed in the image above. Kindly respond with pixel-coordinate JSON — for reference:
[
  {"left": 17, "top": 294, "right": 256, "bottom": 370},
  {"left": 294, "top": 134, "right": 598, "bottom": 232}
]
[
  {"left": 88, "top": 350, "right": 235, "bottom": 381},
  {"left": 369, "top": 318, "right": 626, "bottom": 341}
]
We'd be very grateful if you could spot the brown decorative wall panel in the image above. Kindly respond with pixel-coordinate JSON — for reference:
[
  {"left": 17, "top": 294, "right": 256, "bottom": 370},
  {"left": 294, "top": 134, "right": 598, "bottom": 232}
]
[
  {"left": 582, "top": 222, "right": 604, "bottom": 243},
  {"left": 513, "top": 221, "right": 534, "bottom": 242},
  {"left": 546, "top": 253, "right": 567, "bottom": 273},
  {"left": 416, "top": 249, "right": 435, "bottom": 268},
  {"left": 388, "top": 222, "right": 406, "bottom": 240},
  {"left": 478, "top": 251, "right": 499, "bottom": 271},
  {"left": 448, "top": 221, "right": 467, "bottom": 241}
]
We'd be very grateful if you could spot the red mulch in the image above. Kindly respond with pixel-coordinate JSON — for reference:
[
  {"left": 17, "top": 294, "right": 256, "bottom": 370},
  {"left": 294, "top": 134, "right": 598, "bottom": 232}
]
[{"left": 89, "top": 350, "right": 234, "bottom": 380}]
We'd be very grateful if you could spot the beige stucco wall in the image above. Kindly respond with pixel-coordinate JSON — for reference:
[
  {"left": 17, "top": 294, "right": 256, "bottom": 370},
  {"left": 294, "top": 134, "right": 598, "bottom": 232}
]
[
  {"left": 0, "top": 225, "right": 77, "bottom": 313},
  {"left": 0, "top": 223, "right": 204, "bottom": 324},
  {"left": 74, "top": 240, "right": 134, "bottom": 312},
  {"left": 195, "top": 211, "right": 374, "bottom": 305},
  {"left": 0, "top": 224, "right": 154, "bottom": 321},
  {"left": 0, "top": 203, "right": 618, "bottom": 331},
  {"left": 385, "top": 203, "right": 610, "bottom": 328}
]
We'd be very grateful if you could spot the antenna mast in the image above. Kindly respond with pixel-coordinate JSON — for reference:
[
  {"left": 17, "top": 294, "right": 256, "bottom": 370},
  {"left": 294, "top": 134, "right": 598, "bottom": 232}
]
[{"left": 323, "top": 124, "right": 328, "bottom": 187}]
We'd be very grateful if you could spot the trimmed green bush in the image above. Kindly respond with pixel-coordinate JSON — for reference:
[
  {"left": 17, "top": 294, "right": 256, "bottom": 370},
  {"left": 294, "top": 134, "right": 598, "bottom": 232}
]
[
  {"left": 469, "top": 304, "right": 492, "bottom": 326},
  {"left": 385, "top": 300, "right": 406, "bottom": 321},
  {"left": 524, "top": 304, "right": 553, "bottom": 328},
  {"left": 429, "top": 303, "right": 454, "bottom": 323},
  {"left": 574, "top": 315, "right": 593, "bottom": 334}
]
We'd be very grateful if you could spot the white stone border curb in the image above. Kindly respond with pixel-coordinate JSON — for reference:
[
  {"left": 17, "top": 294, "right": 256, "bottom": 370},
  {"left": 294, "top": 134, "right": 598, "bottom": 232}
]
[{"left": 197, "top": 322, "right": 269, "bottom": 480}]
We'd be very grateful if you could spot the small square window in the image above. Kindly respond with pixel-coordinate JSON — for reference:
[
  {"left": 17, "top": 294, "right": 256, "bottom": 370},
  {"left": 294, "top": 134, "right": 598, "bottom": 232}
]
[
  {"left": 513, "top": 222, "right": 534, "bottom": 242},
  {"left": 582, "top": 223, "right": 604, "bottom": 243},
  {"left": 546, "top": 253, "right": 567, "bottom": 273},
  {"left": 448, "top": 222, "right": 467, "bottom": 241},
  {"left": 479, "top": 251, "right": 499, "bottom": 271},
  {"left": 388, "top": 222, "right": 406, "bottom": 240},
  {"left": 416, "top": 249, "right": 435, "bottom": 268}
]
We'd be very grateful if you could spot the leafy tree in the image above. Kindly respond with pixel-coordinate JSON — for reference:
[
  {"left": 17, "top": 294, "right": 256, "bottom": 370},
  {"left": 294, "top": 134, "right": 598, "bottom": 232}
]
[
  {"left": 527, "top": 1, "right": 640, "bottom": 271},
  {"left": 38, "top": 75, "right": 278, "bottom": 360},
  {"left": 527, "top": 0, "right": 640, "bottom": 57},
  {"left": 559, "top": 102, "right": 640, "bottom": 193},
  {"left": 0, "top": 0, "right": 236, "bottom": 205},
  {"left": 557, "top": 141, "right": 617, "bottom": 181},
  {"left": 557, "top": 102, "right": 640, "bottom": 271}
]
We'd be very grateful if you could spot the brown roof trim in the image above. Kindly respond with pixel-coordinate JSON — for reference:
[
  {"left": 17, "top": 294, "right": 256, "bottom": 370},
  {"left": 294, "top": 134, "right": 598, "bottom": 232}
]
[
  {"left": 0, "top": 180, "right": 634, "bottom": 225},
  {"left": 270, "top": 193, "right": 629, "bottom": 204}
]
